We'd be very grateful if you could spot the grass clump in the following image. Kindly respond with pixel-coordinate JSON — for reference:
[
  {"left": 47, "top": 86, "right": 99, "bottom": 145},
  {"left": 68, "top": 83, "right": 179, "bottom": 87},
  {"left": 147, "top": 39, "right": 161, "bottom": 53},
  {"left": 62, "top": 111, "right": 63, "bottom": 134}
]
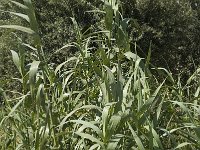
[{"left": 0, "top": 0, "right": 200, "bottom": 149}]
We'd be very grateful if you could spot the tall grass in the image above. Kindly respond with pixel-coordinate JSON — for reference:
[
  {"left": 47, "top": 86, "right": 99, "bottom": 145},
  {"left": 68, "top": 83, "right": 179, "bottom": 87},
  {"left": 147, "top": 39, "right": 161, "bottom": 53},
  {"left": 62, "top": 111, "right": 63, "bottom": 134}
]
[{"left": 1, "top": 0, "right": 200, "bottom": 149}]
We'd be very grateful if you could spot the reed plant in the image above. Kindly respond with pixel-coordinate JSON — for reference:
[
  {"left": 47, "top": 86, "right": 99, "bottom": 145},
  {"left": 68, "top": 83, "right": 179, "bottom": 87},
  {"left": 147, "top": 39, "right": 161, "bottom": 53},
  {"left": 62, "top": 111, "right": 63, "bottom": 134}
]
[{"left": 0, "top": 0, "right": 200, "bottom": 149}]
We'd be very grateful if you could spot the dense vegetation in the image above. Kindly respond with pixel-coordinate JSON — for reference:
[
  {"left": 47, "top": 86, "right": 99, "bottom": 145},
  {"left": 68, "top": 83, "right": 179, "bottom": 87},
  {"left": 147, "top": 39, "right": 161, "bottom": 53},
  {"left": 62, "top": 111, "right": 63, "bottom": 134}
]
[{"left": 0, "top": 0, "right": 200, "bottom": 149}]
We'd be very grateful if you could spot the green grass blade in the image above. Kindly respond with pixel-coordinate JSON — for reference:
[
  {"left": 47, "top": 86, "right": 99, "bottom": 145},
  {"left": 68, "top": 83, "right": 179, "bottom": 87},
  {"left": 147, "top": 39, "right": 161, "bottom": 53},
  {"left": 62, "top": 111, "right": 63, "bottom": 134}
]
[
  {"left": 29, "top": 61, "right": 40, "bottom": 85},
  {"left": 10, "top": 0, "right": 28, "bottom": 9},
  {"left": 128, "top": 122, "right": 145, "bottom": 150},
  {"left": 59, "top": 105, "right": 102, "bottom": 129},
  {"left": 75, "top": 132, "right": 104, "bottom": 147},
  {"left": 0, "top": 25, "right": 35, "bottom": 34},
  {"left": 175, "top": 142, "right": 191, "bottom": 149},
  {"left": 10, "top": 50, "right": 21, "bottom": 74},
  {"left": 70, "top": 120, "right": 102, "bottom": 137}
]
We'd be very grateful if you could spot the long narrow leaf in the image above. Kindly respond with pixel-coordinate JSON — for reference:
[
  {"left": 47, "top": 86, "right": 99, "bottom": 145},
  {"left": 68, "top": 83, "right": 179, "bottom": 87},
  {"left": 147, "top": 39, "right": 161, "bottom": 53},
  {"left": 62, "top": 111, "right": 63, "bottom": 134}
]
[{"left": 0, "top": 25, "right": 35, "bottom": 34}]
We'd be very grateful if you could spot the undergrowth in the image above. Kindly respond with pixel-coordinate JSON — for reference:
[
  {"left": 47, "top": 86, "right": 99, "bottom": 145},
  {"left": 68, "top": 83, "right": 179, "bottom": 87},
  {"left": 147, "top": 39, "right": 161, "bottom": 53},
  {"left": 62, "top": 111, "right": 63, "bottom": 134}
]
[{"left": 0, "top": 0, "right": 200, "bottom": 149}]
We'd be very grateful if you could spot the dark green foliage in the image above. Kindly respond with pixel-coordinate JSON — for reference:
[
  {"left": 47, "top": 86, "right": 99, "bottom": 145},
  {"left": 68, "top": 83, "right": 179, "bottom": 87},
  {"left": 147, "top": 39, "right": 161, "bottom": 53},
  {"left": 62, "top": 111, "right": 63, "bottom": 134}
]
[
  {"left": 30, "top": 0, "right": 200, "bottom": 78},
  {"left": 2, "top": 0, "right": 200, "bottom": 79},
  {"left": 121, "top": 0, "right": 200, "bottom": 77},
  {"left": 0, "top": 1, "right": 23, "bottom": 91},
  {"left": 33, "top": 0, "right": 101, "bottom": 51}
]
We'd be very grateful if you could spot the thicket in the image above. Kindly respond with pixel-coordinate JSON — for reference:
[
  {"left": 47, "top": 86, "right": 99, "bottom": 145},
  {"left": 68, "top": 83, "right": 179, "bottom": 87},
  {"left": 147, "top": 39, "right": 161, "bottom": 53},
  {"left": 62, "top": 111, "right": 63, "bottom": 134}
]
[
  {"left": 2, "top": 0, "right": 200, "bottom": 88},
  {"left": 34, "top": 0, "right": 200, "bottom": 75},
  {"left": 0, "top": 0, "right": 200, "bottom": 149}
]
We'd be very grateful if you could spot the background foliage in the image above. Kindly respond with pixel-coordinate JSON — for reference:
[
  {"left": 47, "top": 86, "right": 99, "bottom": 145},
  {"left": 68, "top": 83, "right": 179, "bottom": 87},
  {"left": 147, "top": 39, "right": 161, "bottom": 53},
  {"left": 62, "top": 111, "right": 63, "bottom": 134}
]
[
  {"left": 34, "top": 0, "right": 200, "bottom": 75},
  {"left": 1, "top": 0, "right": 200, "bottom": 87}
]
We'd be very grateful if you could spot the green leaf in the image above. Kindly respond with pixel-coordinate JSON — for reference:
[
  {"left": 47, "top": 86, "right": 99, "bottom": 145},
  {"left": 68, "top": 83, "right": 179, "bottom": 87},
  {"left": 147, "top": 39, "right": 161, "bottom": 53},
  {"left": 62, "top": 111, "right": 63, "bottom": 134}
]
[
  {"left": 139, "top": 80, "right": 164, "bottom": 116},
  {"left": 105, "top": 5, "right": 113, "bottom": 31},
  {"left": 75, "top": 132, "right": 104, "bottom": 147},
  {"left": 70, "top": 17, "right": 81, "bottom": 42},
  {"left": 124, "top": 51, "right": 141, "bottom": 61},
  {"left": 70, "top": 120, "right": 102, "bottom": 137},
  {"left": 89, "top": 144, "right": 100, "bottom": 150},
  {"left": 29, "top": 61, "right": 40, "bottom": 85},
  {"left": 106, "top": 134, "right": 123, "bottom": 150},
  {"left": 10, "top": 0, "right": 28, "bottom": 9},
  {"left": 59, "top": 105, "right": 102, "bottom": 129},
  {"left": 23, "top": 0, "right": 38, "bottom": 28},
  {"left": 55, "top": 57, "right": 77, "bottom": 74},
  {"left": 195, "top": 87, "right": 200, "bottom": 97},
  {"left": 0, "top": 25, "right": 35, "bottom": 34},
  {"left": 145, "top": 42, "right": 152, "bottom": 67},
  {"left": 10, "top": 50, "right": 21, "bottom": 73},
  {"left": 108, "top": 115, "right": 121, "bottom": 136},
  {"left": 175, "top": 142, "right": 191, "bottom": 149},
  {"left": 0, "top": 10, "right": 30, "bottom": 22},
  {"left": 187, "top": 68, "right": 200, "bottom": 84},
  {"left": 128, "top": 122, "right": 145, "bottom": 150},
  {"left": 156, "top": 68, "right": 174, "bottom": 84},
  {"left": 102, "top": 105, "right": 111, "bottom": 139},
  {"left": 36, "top": 84, "right": 45, "bottom": 110},
  {"left": 0, "top": 96, "right": 25, "bottom": 126}
]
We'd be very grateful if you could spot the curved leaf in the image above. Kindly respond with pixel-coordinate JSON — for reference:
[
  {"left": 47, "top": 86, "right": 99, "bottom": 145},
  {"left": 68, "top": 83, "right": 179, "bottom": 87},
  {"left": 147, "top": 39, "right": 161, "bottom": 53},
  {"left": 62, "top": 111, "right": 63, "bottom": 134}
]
[{"left": 0, "top": 25, "right": 35, "bottom": 34}]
